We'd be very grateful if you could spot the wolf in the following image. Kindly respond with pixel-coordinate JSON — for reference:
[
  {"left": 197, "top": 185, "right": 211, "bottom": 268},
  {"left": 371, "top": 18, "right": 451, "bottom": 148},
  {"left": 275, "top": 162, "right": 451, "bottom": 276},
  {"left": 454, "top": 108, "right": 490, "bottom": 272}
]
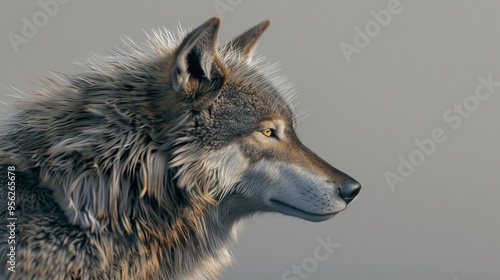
[{"left": 0, "top": 17, "right": 361, "bottom": 279}]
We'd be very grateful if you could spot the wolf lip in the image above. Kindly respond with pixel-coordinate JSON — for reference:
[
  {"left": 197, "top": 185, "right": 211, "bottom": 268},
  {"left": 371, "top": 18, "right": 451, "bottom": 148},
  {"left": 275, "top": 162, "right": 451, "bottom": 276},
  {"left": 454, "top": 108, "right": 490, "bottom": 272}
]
[{"left": 269, "top": 199, "right": 338, "bottom": 222}]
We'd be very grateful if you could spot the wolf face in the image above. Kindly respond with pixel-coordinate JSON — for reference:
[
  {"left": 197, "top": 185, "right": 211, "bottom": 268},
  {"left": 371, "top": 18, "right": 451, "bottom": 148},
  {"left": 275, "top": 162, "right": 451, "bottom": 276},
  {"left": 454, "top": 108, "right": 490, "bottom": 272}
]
[
  {"left": 168, "top": 18, "right": 361, "bottom": 224},
  {"left": 0, "top": 17, "right": 360, "bottom": 279}
]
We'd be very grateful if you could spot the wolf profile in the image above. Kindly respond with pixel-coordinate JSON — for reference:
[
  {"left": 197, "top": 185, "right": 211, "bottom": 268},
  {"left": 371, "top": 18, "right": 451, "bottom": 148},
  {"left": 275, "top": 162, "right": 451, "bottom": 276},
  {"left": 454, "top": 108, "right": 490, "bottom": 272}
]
[{"left": 0, "top": 17, "right": 361, "bottom": 279}]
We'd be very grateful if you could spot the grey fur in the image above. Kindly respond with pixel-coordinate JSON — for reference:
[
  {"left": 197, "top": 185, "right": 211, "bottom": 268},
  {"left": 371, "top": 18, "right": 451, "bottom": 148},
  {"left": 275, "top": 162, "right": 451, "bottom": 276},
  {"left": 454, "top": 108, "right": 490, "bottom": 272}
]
[{"left": 0, "top": 17, "right": 360, "bottom": 279}]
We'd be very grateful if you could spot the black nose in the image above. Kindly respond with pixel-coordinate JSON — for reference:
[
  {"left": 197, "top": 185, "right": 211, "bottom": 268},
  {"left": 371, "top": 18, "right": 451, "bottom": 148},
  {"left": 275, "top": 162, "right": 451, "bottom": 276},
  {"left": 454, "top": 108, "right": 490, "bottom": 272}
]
[{"left": 339, "top": 180, "right": 361, "bottom": 204}]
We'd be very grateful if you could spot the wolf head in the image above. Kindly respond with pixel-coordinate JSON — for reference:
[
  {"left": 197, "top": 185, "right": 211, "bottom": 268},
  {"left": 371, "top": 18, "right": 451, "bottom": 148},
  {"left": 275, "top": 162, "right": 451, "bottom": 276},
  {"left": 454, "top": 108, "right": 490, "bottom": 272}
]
[{"left": 165, "top": 17, "right": 361, "bottom": 224}]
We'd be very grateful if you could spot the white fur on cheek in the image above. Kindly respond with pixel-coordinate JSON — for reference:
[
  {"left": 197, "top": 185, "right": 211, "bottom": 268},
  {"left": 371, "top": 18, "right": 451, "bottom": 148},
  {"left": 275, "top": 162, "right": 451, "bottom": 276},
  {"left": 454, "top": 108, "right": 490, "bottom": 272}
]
[{"left": 207, "top": 144, "right": 249, "bottom": 199}]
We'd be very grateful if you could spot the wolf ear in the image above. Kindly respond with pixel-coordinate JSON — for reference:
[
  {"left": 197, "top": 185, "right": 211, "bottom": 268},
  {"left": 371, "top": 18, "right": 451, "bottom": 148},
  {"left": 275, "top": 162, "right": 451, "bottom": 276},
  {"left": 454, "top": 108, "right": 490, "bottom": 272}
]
[
  {"left": 229, "top": 19, "right": 271, "bottom": 61},
  {"left": 172, "top": 17, "right": 221, "bottom": 92}
]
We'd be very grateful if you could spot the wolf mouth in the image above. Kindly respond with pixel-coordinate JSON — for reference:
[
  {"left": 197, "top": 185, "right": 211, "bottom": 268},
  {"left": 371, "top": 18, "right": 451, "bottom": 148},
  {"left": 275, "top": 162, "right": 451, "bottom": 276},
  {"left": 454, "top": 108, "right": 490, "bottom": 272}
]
[{"left": 269, "top": 199, "right": 337, "bottom": 222}]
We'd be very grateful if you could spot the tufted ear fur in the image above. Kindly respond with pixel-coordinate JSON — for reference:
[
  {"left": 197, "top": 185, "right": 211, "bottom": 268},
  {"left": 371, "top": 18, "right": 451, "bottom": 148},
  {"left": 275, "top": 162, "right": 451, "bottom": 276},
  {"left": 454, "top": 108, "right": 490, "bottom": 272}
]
[
  {"left": 171, "top": 17, "right": 223, "bottom": 95},
  {"left": 228, "top": 19, "right": 270, "bottom": 62}
]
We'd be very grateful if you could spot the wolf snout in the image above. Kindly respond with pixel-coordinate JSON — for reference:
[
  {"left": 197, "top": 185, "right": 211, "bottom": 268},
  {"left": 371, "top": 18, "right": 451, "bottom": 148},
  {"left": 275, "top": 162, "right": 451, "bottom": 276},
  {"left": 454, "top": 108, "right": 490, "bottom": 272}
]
[{"left": 337, "top": 179, "right": 361, "bottom": 204}]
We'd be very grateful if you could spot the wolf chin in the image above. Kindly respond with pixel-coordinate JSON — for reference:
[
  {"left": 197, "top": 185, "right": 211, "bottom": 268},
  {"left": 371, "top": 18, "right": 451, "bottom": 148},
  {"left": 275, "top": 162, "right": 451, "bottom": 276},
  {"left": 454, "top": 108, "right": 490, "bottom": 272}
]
[{"left": 0, "top": 17, "right": 361, "bottom": 279}]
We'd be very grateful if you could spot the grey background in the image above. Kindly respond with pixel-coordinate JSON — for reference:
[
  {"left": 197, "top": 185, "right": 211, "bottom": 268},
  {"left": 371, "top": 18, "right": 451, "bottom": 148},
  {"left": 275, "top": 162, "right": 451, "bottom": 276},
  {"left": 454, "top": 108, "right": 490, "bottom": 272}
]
[{"left": 1, "top": 1, "right": 499, "bottom": 279}]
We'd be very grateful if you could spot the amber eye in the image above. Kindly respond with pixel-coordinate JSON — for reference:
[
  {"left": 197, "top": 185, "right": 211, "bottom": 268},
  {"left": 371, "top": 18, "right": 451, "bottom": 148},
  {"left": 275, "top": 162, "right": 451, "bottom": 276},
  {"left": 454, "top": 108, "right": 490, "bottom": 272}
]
[{"left": 262, "top": 128, "right": 273, "bottom": 137}]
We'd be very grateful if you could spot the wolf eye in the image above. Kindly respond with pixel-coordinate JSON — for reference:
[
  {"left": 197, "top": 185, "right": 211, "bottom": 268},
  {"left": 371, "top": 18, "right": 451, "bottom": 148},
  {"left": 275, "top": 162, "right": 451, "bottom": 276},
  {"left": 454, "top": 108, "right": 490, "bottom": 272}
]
[{"left": 262, "top": 128, "right": 274, "bottom": 137}]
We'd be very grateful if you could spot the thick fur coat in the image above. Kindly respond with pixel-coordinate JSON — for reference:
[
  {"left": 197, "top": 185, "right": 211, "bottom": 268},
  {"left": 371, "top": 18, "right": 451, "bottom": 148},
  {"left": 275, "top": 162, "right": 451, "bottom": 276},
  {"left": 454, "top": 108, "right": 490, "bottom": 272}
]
[{"left": 0, "top": 17, "right": 360, "bottom": 279}]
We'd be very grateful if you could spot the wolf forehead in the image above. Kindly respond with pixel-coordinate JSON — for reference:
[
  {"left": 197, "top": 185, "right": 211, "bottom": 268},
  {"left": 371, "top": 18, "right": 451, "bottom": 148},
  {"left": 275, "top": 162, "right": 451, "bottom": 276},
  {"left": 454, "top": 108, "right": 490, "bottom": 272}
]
[{"left": 209, "top": 81, "right": 295, "bottom": 131}]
